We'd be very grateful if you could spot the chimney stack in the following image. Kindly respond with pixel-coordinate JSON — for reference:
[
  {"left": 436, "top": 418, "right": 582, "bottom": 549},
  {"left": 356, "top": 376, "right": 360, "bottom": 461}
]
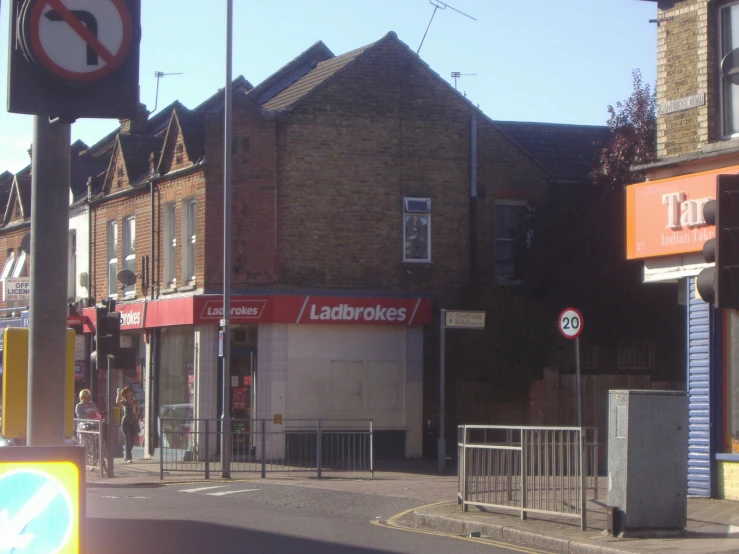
[{"left": 119, "top": 103, "right": 150, "bottom": 135}]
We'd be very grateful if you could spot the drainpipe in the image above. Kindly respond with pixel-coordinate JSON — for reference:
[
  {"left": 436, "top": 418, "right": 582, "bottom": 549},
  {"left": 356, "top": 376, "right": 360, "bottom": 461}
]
[
  {"left": 149, "top": 153, "right": 157, "bottom": 301},
  {"left": 470, "top": 115, "right": 478, "bottom": 284},
  {"left": 148, "top": 152, "right": 157, "bottom": 457},
  {"left": 86, "top": 177, "right": 94, "bottom": 306}
]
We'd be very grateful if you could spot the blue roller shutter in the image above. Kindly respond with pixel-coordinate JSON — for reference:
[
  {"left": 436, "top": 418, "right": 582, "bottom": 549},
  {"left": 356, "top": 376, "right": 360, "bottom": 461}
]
[{"left": 687, "top": 277, "right": 711, "bottom": 497}]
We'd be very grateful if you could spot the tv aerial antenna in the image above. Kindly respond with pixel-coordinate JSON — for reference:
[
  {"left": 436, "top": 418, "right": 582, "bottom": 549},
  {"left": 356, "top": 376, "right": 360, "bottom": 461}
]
[
  {"left": 451, "top": 71, "right": 477, "bottom": 90},
  {"left": 152, "top": 71, "right": 184, "bottom": 112},
  {"left": 417, "top": 0, "right": 476, "bottom": 55}
]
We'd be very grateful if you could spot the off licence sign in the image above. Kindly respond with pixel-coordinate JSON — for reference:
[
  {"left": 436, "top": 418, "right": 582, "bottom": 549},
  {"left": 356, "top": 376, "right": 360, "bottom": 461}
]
[
  {"left": 445, "top": 311, "right": 485, "bottom": 329},
  {"left": 4, "top": 278, "right": 30, "bottom": 301}
]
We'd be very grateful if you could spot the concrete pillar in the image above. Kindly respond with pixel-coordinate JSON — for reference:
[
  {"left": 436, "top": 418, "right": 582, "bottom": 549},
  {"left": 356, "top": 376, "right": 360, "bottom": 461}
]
[
  {"left": 257, "top": 323, "right": 288, "bottom": 460},
  {"left": 406, "top": 326, "right": 424, "bottom": 458},
  {"left": 195, "top": 324, "right": 218, "bottom": 461}
]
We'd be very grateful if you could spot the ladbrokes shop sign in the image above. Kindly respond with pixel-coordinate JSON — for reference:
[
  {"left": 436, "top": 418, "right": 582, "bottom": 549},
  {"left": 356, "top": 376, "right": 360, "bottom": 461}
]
[{"left": 624, "top": 167, "right": 737, "bottom": 259}]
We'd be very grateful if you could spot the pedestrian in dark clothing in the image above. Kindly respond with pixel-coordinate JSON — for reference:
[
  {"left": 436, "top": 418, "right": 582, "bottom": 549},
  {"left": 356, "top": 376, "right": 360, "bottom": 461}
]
[{"left": 116, "top": 386, "right": 140, "bottom": 463}]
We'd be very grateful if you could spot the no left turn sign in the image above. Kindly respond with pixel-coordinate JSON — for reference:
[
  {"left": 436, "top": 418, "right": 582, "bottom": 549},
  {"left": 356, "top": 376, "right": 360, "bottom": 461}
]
[
  {"left": 26, "top": 0, "right": 134, "bottom": 82},
  {"left": 558, "top": 308, "right": 583, "bottom": 340}
]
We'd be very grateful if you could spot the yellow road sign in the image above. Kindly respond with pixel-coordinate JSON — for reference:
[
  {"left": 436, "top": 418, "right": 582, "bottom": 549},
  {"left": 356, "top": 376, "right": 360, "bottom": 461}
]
[{"left": 0, "top": 446, "right": 84, "bottom": 553}]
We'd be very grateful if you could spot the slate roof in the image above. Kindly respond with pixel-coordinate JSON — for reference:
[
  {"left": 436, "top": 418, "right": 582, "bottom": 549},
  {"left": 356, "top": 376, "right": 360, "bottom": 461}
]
[
  {"left": 0, "top": 172, "right": 14, "bottom": 214},
  {"left": 118, "top": 134, "right": 166, "bottom": 185},
  {"left": 176, "top": 109, "right": 206, "bottom": 163},
  {"left": 262, "top": 40, "right": 379, "bottom": 111},
  {"left": 249, "top": 41, "right": 334, "bottom": 106},
  {"left": 493, "top": 121, "right": 611, "bottom": 184},
  {"left": 15, "top": 174, "right": 32, "bottom": 219},
  {"left": 195, "top": 76, "right": 254, "bottom": 112}
]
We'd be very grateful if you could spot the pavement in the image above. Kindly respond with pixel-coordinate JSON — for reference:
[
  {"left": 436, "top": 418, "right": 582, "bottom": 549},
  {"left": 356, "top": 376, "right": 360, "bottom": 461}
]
[{"left": 87, "top": 458, "right": 739, "bottom": 553}]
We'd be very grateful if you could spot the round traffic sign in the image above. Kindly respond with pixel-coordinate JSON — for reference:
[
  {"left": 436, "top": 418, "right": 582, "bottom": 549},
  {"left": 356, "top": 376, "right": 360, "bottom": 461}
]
[
  {"left": 0, "top": 468, "right": 74, "bottom": 553},
  {"left": 558, "top": 308, "right": 583, "bottom": 339},
  {"left": 25, "top": 0, "right": 134, "bottom": 82}
]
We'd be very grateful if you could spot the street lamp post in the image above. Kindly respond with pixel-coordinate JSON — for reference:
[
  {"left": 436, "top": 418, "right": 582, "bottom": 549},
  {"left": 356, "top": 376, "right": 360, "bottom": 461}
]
[{"left": 220, "top": 0, "right": 234, "bottom": 478}]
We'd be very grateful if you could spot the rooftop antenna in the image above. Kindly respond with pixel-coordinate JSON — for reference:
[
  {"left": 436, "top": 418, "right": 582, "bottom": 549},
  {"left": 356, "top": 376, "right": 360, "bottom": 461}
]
[
  {"left": 152, "top": 71, "right": 184, "bottom": 112},
  {"left": 417, "top": 0, "right": 476, "bottom": 55},
  {"left": 451, "top": 71, "right": 477, "bottom": 90}
]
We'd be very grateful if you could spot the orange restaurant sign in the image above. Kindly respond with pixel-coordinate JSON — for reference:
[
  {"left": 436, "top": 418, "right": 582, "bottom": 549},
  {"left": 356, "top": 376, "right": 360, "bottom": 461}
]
[{"left": 625, "top": 167, "right": 739, "bottom": 259}]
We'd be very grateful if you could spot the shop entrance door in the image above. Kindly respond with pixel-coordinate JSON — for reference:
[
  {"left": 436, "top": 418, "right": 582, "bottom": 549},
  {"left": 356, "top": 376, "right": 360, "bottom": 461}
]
[{"left": 230, "top": 347, "right": 256, "bottom": 455}]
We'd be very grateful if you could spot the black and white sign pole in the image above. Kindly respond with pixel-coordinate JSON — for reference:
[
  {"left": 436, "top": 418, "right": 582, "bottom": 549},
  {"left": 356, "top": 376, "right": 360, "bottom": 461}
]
[
  {"left": 221, "top": 0, "right": 234, "bottom": 479},
  {"left": 558, "top": 308, "right": 584, "bottom": 429},
  {"left": 27, "top": 117, "right": 70, "bottom": 446}
]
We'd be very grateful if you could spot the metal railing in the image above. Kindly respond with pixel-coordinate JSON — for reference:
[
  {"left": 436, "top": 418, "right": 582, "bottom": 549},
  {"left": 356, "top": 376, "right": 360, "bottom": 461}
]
[
  {"left": 75, "top": 417, "right": 105, "bottom": 478},
  {"left": 159, "top": 418, "right": 373, "bottom": 480},
  {"left": 457, "top": 425, "right": 599, "bottom": 531}
]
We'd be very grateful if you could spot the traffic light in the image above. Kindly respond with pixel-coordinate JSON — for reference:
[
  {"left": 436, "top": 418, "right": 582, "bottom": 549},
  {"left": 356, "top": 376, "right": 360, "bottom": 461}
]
[
  {"left": 7, "top": 0, "right": 141, "bottom": 119},
  {"left": 697, "top": 174, "right": 739, "bottom": 308},
  {"left": 91, "top": 307, "right": 121, "bottom": 369},
  {"left": 1, "top": 328, "right": 75, "bottom": 439}
]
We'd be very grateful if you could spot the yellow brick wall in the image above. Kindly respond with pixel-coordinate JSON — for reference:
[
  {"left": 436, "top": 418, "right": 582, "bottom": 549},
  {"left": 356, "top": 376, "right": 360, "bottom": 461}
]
[
  {"left": 718, "top": 461, "right": 739, "bottom": 500},
  {"left": 656, "top": 0, "right": 709, "bottom": 158}
]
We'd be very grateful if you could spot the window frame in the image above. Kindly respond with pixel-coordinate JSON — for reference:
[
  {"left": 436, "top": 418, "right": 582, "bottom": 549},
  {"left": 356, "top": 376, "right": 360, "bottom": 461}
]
[
  {"left": 402, "top": 197, "right": 432, "bottom": 263},
  {"left": 164, "top": 203, "right": 177, "bottom": 286},
  {"left": 122, "top": 216, "right": 136, "bottom": 296},
  {"left": 494, "top": 200, "right": 529, "bottom": 281},
  {"left": 182, "top": 199, "right": 196, "bottom": 284},
  {"left": 718, "top": 1, "right": 739, "bottom": 139},
  {"left": 107, "top": 220, "right": 118, "bottom": 297},
  {"left": 11, "top": 250, "right": 27, "bottom": 279},
  {"left": 1, "top": 250, "right": 15, "bottom": 282}
]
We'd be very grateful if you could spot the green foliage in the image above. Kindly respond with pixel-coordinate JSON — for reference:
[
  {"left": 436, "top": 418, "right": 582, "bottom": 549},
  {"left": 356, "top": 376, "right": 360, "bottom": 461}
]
[{"left": 447, "top": 285, "right": 555, "bottom": 403}]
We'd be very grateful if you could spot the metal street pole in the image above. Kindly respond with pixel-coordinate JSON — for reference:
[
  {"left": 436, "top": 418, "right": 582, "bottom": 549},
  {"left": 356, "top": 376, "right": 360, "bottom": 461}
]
[
  {"left": 107, "top": 355, "right": 115, "bottom": 477},
  {"left": 220, "top": 0, "right": 234, "bottom": 479},
  {"left": 575, "top": 336, "right": 582, "bottom": 429},
  {"left": 438, "top": 309, "right": 446, "bottom": 474},
  {"left": 27, "top": 116, "right": 70, "bottom": 446}
]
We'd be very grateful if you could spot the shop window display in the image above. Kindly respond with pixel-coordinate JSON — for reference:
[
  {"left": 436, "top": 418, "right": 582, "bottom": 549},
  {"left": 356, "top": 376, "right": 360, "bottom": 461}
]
[{"left": 158, "top": 326, "right": 194, "bottom": 450}]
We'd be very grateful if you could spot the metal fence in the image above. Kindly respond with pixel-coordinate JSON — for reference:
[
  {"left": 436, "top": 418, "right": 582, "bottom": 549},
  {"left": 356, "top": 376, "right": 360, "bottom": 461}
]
[
  {"left": 457, "top": 425, "right": 599, "bottom": 531},
  {"left": 159, "top": 418, "right": 373, "bottom": 480},
  {"left": 74, "top": 418, "right": 105, "bottom": 478}
]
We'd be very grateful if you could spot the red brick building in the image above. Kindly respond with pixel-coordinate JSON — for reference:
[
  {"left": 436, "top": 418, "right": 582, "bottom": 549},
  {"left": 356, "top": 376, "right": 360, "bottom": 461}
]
[{"left": 1, "top": 32, "right": 556, "bottom": 460}]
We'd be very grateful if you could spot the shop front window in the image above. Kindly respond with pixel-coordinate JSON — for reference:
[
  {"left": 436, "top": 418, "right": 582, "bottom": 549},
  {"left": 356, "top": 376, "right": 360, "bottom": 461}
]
[{"left": 158, "top": 326, "right": 194, "bottom": 449}]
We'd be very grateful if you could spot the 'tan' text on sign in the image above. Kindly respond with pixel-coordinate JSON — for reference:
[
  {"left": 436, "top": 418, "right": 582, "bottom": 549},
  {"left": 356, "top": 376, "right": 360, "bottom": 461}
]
[
  {"left": 445, "top": 311, "right": 486, "bottom": 329},
  {"left": 4, "top": 278, "right": 31, "bottom": 301}
]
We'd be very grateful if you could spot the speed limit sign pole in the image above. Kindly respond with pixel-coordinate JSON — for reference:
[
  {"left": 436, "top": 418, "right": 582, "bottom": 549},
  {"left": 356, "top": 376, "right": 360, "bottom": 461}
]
[{"left": 558, "top": 308, "right": 584, "bottom": 429}]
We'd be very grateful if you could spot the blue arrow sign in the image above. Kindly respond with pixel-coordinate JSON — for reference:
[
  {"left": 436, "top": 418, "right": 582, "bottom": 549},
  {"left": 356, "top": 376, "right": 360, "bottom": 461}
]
[{"left": 0, "top": 469, "right": 73, "bottom": 553}]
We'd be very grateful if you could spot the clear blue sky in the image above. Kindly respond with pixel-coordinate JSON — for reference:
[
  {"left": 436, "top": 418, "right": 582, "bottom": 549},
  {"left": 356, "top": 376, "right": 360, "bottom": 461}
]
[{"left": 0, "top": 0, "right": 657, "bottom": 174}]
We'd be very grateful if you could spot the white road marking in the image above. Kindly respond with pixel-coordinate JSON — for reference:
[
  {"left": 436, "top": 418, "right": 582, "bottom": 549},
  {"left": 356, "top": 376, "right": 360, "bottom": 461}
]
[
  {"left": 206, "top": 489, "right": 260, "bottom": 496},
  {"left": 178, "top": 485, "right": 226, "bottom": 493}
]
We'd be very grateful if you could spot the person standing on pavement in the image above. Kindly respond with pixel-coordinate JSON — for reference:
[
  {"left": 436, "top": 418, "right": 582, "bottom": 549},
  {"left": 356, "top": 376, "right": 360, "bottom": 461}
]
[
  {"left": 75, "top": 389, "right": 99, "bottom": 419},
  {"left": 116, "top": 386, "right": 140, "bottom": 463}
]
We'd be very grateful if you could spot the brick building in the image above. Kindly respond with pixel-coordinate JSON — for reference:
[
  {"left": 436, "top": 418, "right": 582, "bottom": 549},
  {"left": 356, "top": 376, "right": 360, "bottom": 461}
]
[
  {"left": 625, "top": 0, "right": 739, "bottom": 499},
  {"left": 0, "top": 32, "right": 606, "bottom": 461}
]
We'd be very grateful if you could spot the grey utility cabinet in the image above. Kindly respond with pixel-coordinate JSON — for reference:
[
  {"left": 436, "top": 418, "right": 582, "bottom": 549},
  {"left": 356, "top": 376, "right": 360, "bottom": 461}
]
[{"left": 607, "top": 390, "right": 688, "bottom": 534}]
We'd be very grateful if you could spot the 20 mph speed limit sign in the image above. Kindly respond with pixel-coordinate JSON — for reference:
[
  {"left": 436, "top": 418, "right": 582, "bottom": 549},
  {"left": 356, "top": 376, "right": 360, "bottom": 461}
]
[{"left": 558, "top": 308, "right": 583, "bottom": 340}]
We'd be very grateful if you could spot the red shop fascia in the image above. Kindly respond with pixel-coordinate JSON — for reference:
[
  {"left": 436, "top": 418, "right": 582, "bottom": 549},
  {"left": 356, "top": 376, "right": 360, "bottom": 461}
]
[{"left": 72, "top": 294, "right": 433, "bottom": 333}]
